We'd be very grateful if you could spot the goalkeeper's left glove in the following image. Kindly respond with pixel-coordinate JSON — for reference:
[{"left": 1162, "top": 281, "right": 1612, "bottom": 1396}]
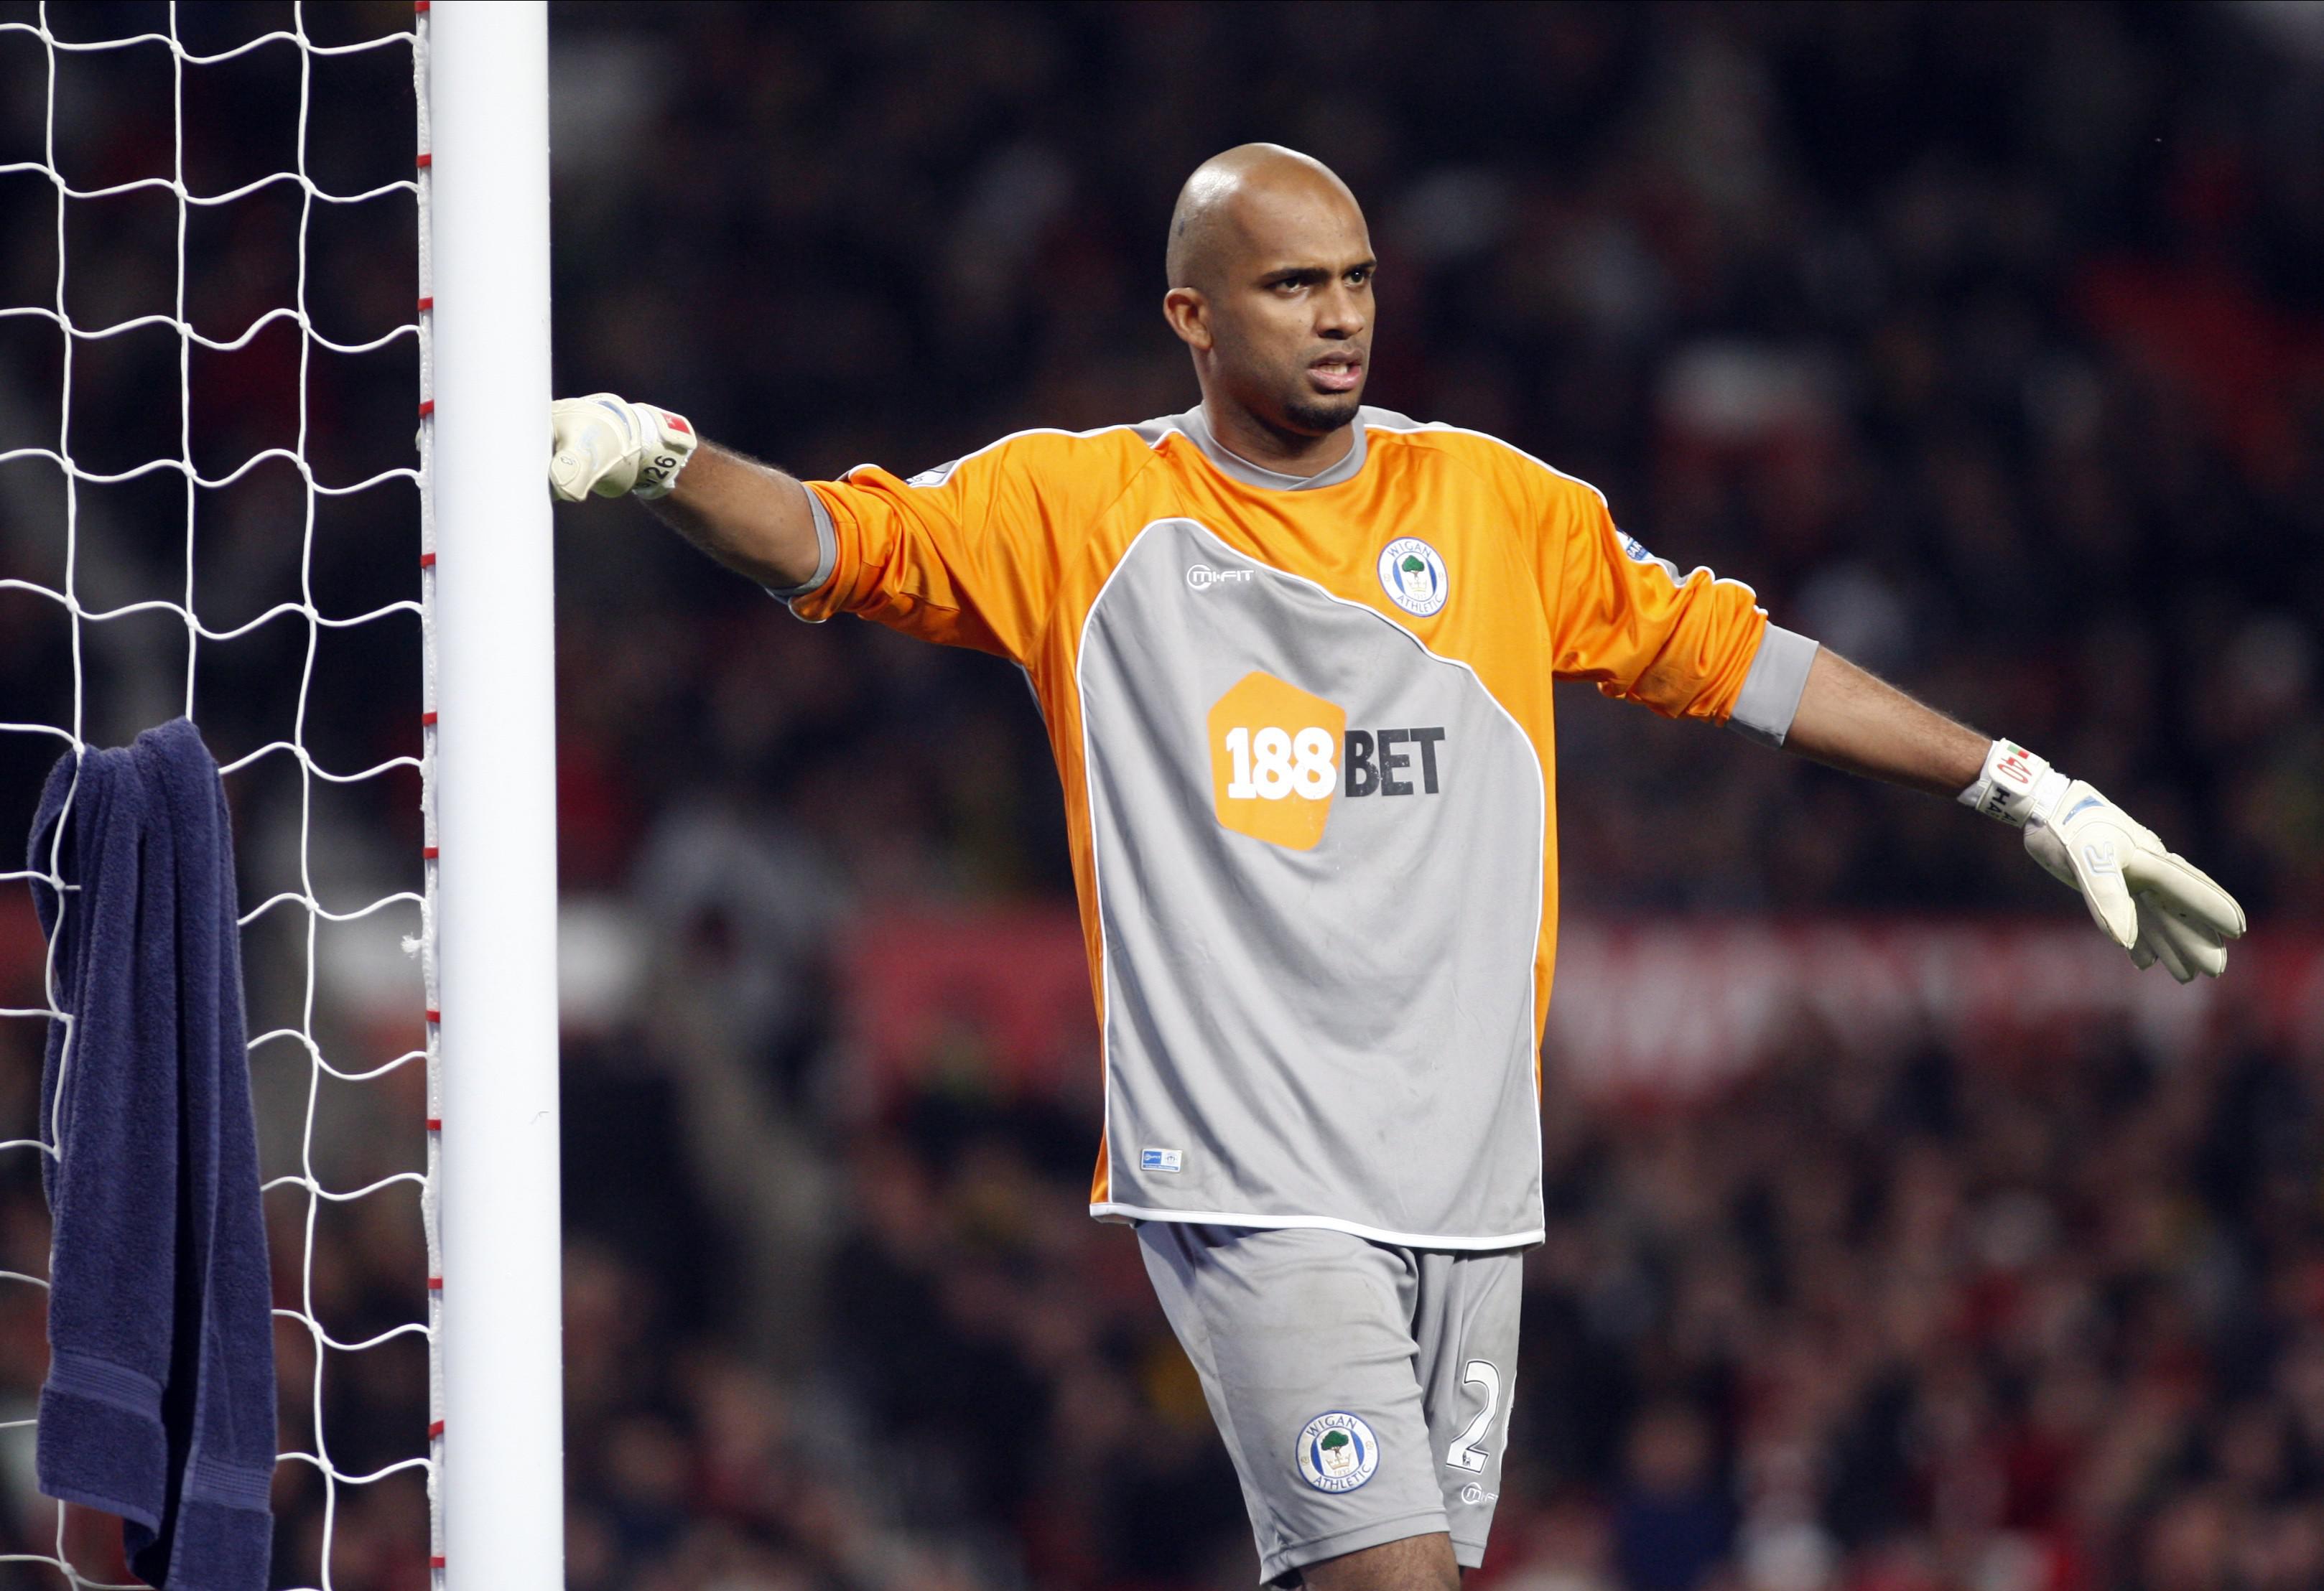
[{"left": 1961, "top": 739, "right": 2246, "bottom": 981}]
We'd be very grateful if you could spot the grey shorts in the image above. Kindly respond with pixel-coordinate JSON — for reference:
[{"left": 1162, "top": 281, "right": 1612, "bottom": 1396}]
[{"left": 1137, "top": 1221, "right": 1523, "bottom": 1585}]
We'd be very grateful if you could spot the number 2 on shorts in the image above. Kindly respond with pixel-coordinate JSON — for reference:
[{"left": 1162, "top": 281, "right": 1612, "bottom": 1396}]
[{"left": 1444, "top": 1358, "right": 1502, "bottom": 1473}]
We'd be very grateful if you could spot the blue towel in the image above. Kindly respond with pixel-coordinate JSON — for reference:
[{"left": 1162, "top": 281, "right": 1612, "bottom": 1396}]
[{"left": 28, "top": 718, "right": 276, "bottom": 1591}]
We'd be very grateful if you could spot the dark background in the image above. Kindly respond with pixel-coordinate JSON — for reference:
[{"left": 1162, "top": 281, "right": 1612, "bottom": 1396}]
[{"left": 1, "top": 3, "right": 2320, "bottom": 1588}]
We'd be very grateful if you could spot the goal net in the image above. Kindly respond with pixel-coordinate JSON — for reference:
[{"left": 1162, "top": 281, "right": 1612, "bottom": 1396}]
[{"left": 0, "top": 4, "right": 558, "bottom": 1585}]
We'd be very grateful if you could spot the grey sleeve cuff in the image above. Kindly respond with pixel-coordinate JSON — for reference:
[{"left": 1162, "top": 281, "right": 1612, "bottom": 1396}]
[
  {"left": 764, "top": 487, "right": 839, "bottom": 607},
  {"left": 1726, "top": 623, "right": 1820, "bottom": 747}
]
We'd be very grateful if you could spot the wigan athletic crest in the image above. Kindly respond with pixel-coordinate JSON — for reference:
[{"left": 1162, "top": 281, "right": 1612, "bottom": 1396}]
[
  {"left": 1296, "top": 1411, "right": 1380, "bottom": 1493},
  {"left": 1376, "top": 537, "right": 1449, "bottom": 618}
]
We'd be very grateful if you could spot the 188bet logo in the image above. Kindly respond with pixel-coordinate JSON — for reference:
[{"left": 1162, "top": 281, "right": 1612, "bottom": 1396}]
[
  {"left": 1208, "top": 672, "right": 1344, "bottom": 850},
  {"left": 1207, "top": 671, "right": 1446, "bottom": 851}
]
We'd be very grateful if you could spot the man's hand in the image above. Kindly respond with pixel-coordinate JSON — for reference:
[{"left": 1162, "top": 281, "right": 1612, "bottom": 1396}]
[
  {"left": 1963, "top": 741, "right": 2246, "bottom": 981},
  {"left": 548, "top": 393, "right": 698, "bottom": 500}
]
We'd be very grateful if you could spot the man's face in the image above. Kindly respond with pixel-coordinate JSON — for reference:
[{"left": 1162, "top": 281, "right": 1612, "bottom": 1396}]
[{"left": 1171, "top": 182, "right": 1376, "bottom": 438}]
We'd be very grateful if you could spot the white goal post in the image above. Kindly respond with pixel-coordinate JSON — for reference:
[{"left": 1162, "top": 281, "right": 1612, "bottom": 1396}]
[{"left": 423, "top": 1, "right": 566, "bottom": 1585}]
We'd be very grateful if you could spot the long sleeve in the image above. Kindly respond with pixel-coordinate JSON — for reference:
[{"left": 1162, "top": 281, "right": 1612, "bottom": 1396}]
[
  {"left": 786, "top": 427, "right": 1153, "bottom": 662},
  {"left": 1543, "top": 485, "right": 1771, "bottom": 724}
]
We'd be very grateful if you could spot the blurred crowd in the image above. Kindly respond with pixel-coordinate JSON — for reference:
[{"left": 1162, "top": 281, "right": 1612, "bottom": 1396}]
[
  {"left": 2, "top": 2, "right": 2323, "bottom": 1589},
  {"left": 547, "top": 1028, "right": 2324, "bottom": 1591}
]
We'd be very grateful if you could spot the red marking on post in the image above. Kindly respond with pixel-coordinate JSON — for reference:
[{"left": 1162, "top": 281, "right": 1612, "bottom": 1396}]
[
  {"left": 417, "top": 296, "right": 433, "bottom": 312},
  {"left": 429, "top": 1559, "right": 446, "bottom": 1572},
  {"left": 419, "top": 551, "right": 435, "bottom": 569},
  {"left": 425, "top": 1008, "right": 441, "bottom": 1025},
  {"left": 427, "top": 1274, "right": 442, "bottom": 1289},
  {"left": 429, "top": 1419, "right": 445, "bottom": 1438},
  {"left": 422, "top": 845, "right": 439, "bottom": 860},
  {"left": 425, "top": 1118, "right": 442, "bottom": 1132},
  {"left": 417, "top": 152, "right": 432, "bottom": 169},
  {"left": 417, "top": 399, "right": 434, "bottom": 418},
  {"left": 422, "top": 710, "right": 438, "bottom": 726}
]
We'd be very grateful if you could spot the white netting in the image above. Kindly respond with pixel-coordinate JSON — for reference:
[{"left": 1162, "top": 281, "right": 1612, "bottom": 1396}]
[{"left": 0, "top": 2, "right": 436, "bottom": 1585}]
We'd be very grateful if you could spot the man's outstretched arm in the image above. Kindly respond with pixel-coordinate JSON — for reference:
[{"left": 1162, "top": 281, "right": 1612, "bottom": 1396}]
[
  {"left": 1782, "top": 648, "right": 1986, "bottom": 796},
  {"left": 1777, "top": 646, "right": 2246, "bottom": 979},
  {"left": 642, "top": 441, "right": 822, "bottom": 592},
  {"left": 547, "top": 392, "right": 822, "bottom": 590}
]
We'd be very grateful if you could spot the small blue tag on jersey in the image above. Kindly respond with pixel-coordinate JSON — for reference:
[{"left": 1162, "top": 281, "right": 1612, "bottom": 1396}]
[{"left": 1140, "top": 1147, "right": 1183, "bottom": 1173}]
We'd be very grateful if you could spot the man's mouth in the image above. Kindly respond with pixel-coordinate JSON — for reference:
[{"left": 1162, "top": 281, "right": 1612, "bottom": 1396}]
[{"left": 1308, "top": 354, "right": 1365, "bottom": 393}]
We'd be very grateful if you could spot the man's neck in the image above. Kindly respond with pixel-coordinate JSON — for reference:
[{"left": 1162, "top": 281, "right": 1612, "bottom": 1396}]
[{"left": 1199, "top": 393, "right": 1355, "bottom": 480}]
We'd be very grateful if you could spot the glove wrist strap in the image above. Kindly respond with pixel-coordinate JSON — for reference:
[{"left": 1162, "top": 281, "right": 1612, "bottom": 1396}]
[
  {"left": 1960, "top": 738, "right": 2070, "bottom": 829},
  {"left": 631, "top": 403, "right": 698, "bottom": 499}
]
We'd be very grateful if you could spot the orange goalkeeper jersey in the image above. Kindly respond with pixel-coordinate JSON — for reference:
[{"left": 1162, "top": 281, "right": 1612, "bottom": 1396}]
[{"left": 789, "top": 406, "right": 1816, "bottom": 1246}]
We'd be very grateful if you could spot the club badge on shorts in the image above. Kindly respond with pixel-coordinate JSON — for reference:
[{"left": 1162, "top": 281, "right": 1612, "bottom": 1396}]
[
  {"left": 1296, "top": 1411, "right": 1380, "bottom": 1493},
  {"left": 1376, "top": 537, "right": 1449, "bottom": 618}
]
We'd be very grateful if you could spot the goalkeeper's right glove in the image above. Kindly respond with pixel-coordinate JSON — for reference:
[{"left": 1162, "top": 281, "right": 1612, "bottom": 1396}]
[
  {"left": 547, "top": 393, "right": 698, "bottom": 501},
  {"left": 1962, "top": 739, "right": 2247, "bottom": 981}
]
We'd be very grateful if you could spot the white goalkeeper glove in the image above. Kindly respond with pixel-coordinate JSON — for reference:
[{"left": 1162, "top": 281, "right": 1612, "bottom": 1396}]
[
  {"left": 1962, "top": 739, "right": 2246, "bottom": 981},
  {"left": 547, "top": 393, "right": 698, "bottom": 501}
]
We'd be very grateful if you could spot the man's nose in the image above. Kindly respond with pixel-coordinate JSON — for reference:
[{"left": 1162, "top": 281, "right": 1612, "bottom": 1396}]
[{"left": 1316, "top": 282, "right": 1367, "bottom": 339}]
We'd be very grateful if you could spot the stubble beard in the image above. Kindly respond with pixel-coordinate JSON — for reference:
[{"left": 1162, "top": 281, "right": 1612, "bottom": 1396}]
[{"left": 1280, "top": 388, "right": 1365, "bottom": 435}]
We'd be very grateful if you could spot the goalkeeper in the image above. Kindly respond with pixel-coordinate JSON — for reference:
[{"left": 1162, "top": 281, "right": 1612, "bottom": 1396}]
[{"left": 548, "top": 144, "right": 2243, "bottom": 1590}]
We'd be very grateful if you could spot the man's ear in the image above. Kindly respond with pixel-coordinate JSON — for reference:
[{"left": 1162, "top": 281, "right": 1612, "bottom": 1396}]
[{"left": 1162, "top": 286, "right": 1212, "bottom": 353}]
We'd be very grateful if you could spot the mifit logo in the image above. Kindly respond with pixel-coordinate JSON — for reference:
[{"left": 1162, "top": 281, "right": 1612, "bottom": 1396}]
[{"left": 1207, "top": 671, "right": 1345, "bottom": 851}]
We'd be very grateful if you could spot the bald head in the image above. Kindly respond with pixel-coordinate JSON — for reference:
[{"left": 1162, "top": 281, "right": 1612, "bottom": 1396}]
[
  {"left": 1160, "top": 144, "right": 1377, "bottom": 457},
  {"left": 1166, "top": 144, "right": 1364, "bottom": 294}
]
